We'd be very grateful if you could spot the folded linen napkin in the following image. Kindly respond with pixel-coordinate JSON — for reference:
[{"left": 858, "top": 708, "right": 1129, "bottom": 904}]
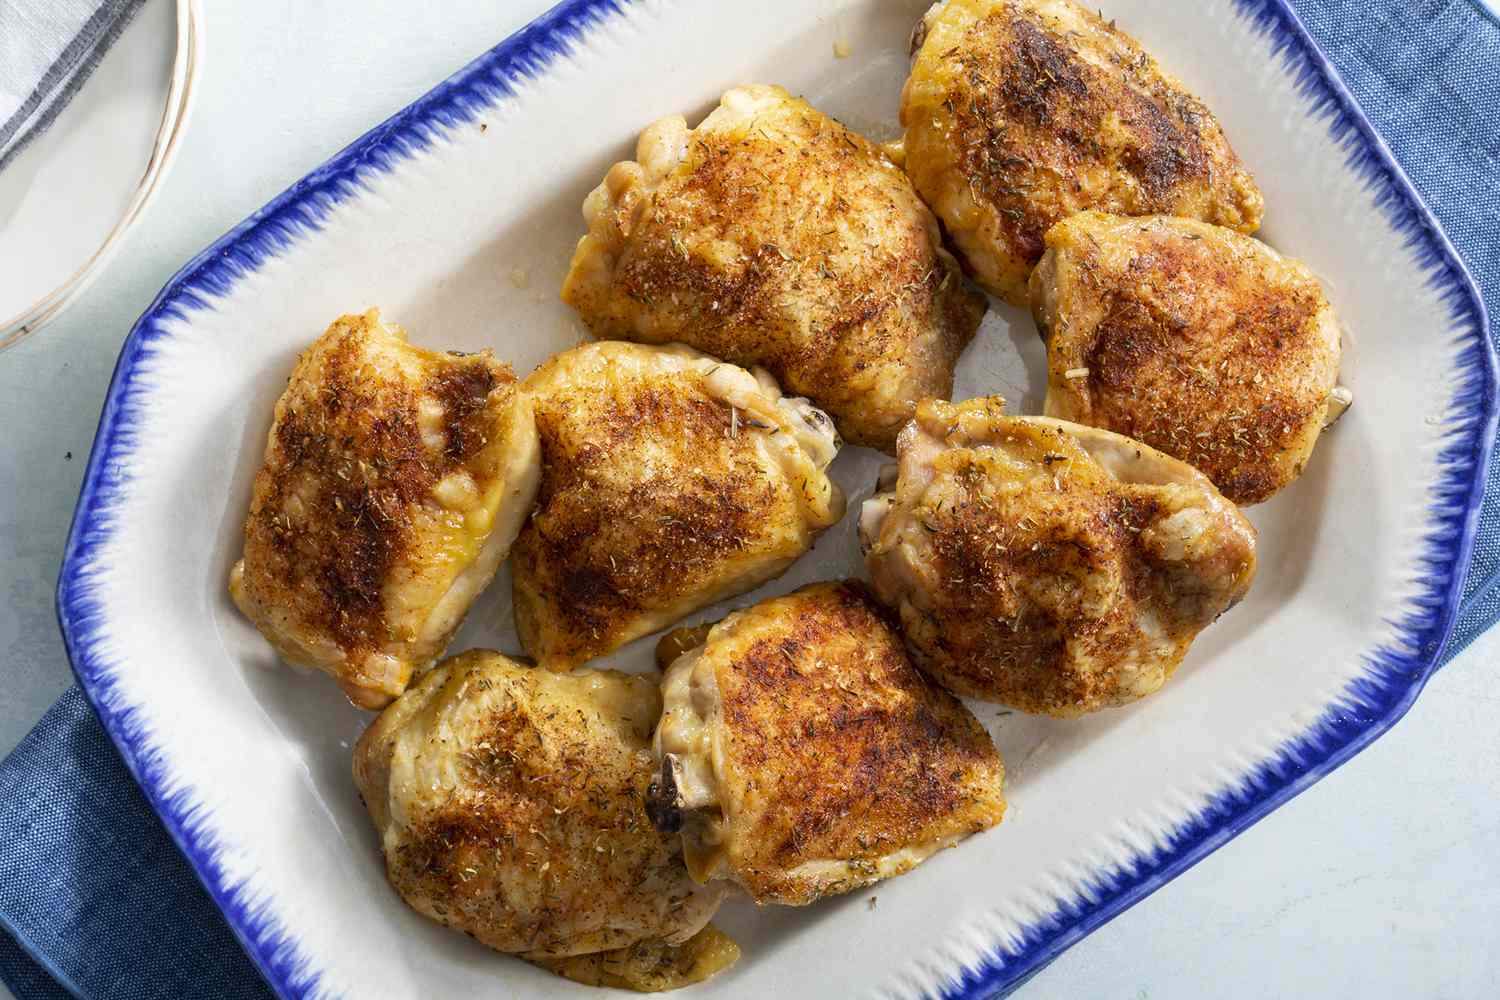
[
  {"left": 0, "top": 0, "right": 146, "bottom": 172},
  {"left": 0, "top": 688, "right": 272, "bottom": 1000},
  {"left": 2, "top": 0, "right": 1498, "bottom": 997}
]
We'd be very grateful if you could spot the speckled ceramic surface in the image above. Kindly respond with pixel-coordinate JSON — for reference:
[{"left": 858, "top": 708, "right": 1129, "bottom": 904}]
[{"left": 56, "top": 1, "right": 1495, "bottom": 997}]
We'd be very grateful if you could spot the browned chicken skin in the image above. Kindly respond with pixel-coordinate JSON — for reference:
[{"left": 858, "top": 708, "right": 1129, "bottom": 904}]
[
  {"left": 861, "top": 398, "right": 1256, "bottom": 717},
  {"left": 901, "top": 0, "right": 1263, "bottom": 304},
  {"left": 563, "top": 83, "right": 986, "bottom": 451},
  {"left": 512, "top": 341, "right": 844, "bottom": 669},
  {"left": 1031, "top": 212, "right": 1346, "bottom": 504},
  {"left": 229, "top": 310, "right": 539, "bottom": 708},
  {"left": 648, "top": 581, "right": 1006, "bottom": 905},
  {"left": 352, "top": 651, "right": 737, "bottom": 992}
]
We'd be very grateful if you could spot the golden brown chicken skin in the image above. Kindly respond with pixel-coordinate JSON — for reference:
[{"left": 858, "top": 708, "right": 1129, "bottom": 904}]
[
  {"left": 513, "top": 341, "right": 844, "bottom": 669},
  {"left": 352, "top": 651, "right": 736, "bottom": 991},
  {"left": 562, "top": 83, "right": 986, "bottom": 451},
  {"left": 861, "top": 399, "right": 1257, "bottom": 717},
  {"left": 1030, "top": 212, "right": 1346, "bottom": 505},
  {"left": 230, "top": 310, "right": 539, "bottom": 708},
  {"left": 901, "top": 0, "right": 1264, "bottom": 304},
  {"left": 647, "top": 581, "right": 1006, "bottom": 905}
]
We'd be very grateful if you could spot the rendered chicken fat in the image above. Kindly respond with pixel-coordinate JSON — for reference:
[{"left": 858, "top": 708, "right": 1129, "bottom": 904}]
[{"left": 532, "top": 925, "right": 742, "bottom": 992}]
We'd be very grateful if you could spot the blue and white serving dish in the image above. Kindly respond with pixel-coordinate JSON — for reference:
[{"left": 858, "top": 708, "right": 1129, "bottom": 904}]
[{"left": 56, "top": 0, "right": 1496, "bottom": 997}]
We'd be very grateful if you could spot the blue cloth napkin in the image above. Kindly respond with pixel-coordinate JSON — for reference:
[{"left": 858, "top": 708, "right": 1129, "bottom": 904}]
[
  {"left": 1295, "top": 0, "right": 1500, "bottom": 654},
  {"left": 0, "top": 688, "right": 272, "bottom": 1000},
  {"left": 3, "top": 1, "right": 1499, "bottom": 997},
  {"left": 0, "top": 0, "right": 145, "bottom": 172}
]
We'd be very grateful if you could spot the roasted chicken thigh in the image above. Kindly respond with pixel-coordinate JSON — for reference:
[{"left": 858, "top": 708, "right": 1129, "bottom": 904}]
[
  {"left": 513, "top": 341, "right": 844, "bottom": 669},
  {"left": 352, "top": 650, "right": 736, "bottom": 991},
  {"left": 230, "top": 310, "right": 539, "bottom": 708},
  {"left": 861, "top": 398, "right": 1256, "bottom": 716},
  {"left": 647, "top": 581, "right": 1006, "bottom": 905},
  {"left": 1031, "top": 212, "right": 1346, "bottom": 504},
  {"left": 562, "top": 83, "right": 986, "bottom": 451},
  {"left": 901, "top": 0, "right": 1263, "bottom": 303}
]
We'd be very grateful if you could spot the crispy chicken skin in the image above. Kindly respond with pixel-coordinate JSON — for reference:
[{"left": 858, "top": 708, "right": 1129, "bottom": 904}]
[
  {"left": 562, "top": 83, "right": 986, "bottom": 451},
  {"left": 901, "top": 0, "right": 1263, "bottom": 304},
  {"left": 513, "top": 341, "right": 844, "bottom": 669},
  {"left": 352, "top": 650, "right": 735, "bottom": 990},
  {"left": 230, "top": 311, "right": 539, "bottom": 709},
  {"left": 646, "top": 581, "right": 1006, "bottom": 905},
  {"left": 1030, "top": 212, "right": 1346, "bottom": 504},
  {"left": 861, "top": 399, "right": 1256, "bottom": 717}
]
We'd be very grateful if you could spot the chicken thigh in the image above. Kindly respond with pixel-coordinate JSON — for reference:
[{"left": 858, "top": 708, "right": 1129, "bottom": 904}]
[
  {"left": 1031, "top": 212, "right": 1347, "bottom": 504},
  {"left": 861, "top": 398, "right": 1256, "bottom": 717},
  {"left": 230, "top": 310, "right": 539, "bottom": 708},
  {"left": 513, "top": 341, "right": 844, "bottom": 669},
  {"left": 901, "top": 0, "right": 1263, "bottom": 304},
  {"left": 647, "top": 581, "right": 1006, "bottom": 905},
  {"left": 353, "top": 650, "right": 737, "bottom": 991},
  {"left": 562, "top": 83, "right": 986, "bottom": 451}
]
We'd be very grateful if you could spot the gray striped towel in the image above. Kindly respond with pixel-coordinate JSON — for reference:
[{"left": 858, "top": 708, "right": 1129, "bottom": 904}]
[{"left": 0, "top": 0, "right": 147, "bottom": 172}]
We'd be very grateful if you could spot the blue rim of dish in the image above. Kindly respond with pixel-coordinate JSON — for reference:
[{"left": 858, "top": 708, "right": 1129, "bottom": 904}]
[{"left": 52, "top": 0, "right": 1497, "bottom": 998}]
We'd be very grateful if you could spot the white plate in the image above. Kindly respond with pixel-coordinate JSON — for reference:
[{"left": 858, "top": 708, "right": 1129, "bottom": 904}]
[
  {"left": 57, "top": 1, "right": 1496, "bottom": 997},
  {"left": 0, "top": 0, "right": 199, "bottom": 350}
]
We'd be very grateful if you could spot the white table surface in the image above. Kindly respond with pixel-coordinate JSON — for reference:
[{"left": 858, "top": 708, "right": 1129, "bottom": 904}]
[{"left": 2, "top": 1, "right": 1497, "bottom": 997}]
